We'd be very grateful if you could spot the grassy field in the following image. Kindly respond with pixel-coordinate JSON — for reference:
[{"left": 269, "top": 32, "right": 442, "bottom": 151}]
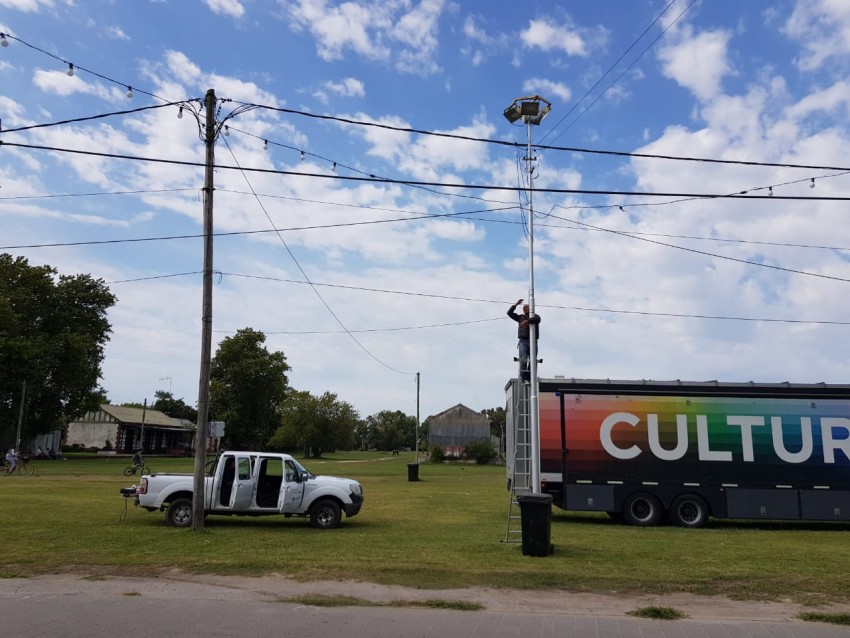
[{"left": 1, "top": 451, "right": 848, "bottom": 603}]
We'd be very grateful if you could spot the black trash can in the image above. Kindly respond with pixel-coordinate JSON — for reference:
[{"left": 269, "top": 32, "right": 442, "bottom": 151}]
[
  {"left": 517, "top": 493, "right": 553, "bottom": 556},
  {"left": 407, "top": 463, "right": 419, "bottom": 482}
]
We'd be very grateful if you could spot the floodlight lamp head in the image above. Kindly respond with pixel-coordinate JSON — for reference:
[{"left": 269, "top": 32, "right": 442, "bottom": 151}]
[{"left": 503, "top": 103, "right": 522, "bottom": 123}]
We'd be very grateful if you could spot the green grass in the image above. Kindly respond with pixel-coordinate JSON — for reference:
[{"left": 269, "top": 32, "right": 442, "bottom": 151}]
[
  {"left": 627, "top": 606, "right": 687, "bottom": 620},
  {"left": 798, "top": 612, "right": 850, "bottom": 625},
  {"left": 282, "top": 594, "right": 484, "bottom": 611},
  {"left": 1, "top": 452, "right": 849, "bottom": 603}
]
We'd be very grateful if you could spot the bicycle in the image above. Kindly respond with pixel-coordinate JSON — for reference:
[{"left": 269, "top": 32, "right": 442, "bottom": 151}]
[
  {"left": 123, "top": 462, "right": 151, "bottom": 476},
  {"left": 0, "top": 456, "right": 34, "bottom": 477}
]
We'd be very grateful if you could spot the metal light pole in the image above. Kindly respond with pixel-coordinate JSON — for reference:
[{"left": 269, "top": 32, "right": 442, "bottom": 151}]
[{"left": 504, "top": 95, "right": 551, "bottom": 494}]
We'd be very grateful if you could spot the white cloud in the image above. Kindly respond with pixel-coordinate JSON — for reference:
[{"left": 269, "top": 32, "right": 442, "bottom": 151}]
[
  {"left": 783, "top": 0, "right": 850, "bottom": 70},
  {"left": 522, "top": 78, "right": 571, "bottom": 102},
  {"left": 0, "top": 0, "right": 54, "bottom": 10},
  {"left": 520, "top": 17, "right": 589, "bottom": 56},
  {"left": 284, "top": 0, "right": 447, "bottom": 75},
  {"left": 204, "top": 0, "right": 245, "bottom": 19},
  {"left": 105, "top": 25, "right": 130, "bottom": 40},
  {"left": 657, "top": 28, "right": 733, "bottom": 101},
  {"left": 325, "top": 77, "right": 365, "bottom": 98}
]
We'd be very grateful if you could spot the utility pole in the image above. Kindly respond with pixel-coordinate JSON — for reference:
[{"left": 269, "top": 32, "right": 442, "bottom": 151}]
[
  {"left": 192, "top": 88, "right": 216, "bottom": 532},
  {"left": 415, "top": 372, "right": 420, "bottom": 462},
  {"left": 15, "top": 380, "right": 25, "bottom": 450},
  {"left": 140, "top": 398, "right": 147, "bottom": 451}
]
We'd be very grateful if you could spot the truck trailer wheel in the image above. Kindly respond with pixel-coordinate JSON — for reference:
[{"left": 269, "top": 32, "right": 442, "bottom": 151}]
[
  {"left": 165, "top": 497, "right": 193, "bottom": 527},
  {"left": 669, "top": 494, "right": 709, "bottom": 528},
  {"left": 310, "top": 499, "right": 341, "bottom": 529},
  {"left": 622, "top": 492, "right": 662, "bottom": 526}
]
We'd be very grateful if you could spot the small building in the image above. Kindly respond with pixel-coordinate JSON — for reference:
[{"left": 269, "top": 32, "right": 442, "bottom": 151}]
[
  {"left": 427, "top": 403, "right": 494, "bottom": 457},
  {"left": 65, "top": 404, "right": 194, "bottom": 454}
]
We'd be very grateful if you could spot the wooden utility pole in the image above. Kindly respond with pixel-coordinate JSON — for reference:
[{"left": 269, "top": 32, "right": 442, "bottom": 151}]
[{"left": 192, "top": 88, "right": 216, "bottom": 532}]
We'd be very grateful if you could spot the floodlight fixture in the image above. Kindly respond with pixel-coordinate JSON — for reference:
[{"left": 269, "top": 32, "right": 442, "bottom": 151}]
[{"left": 503, "top": 95, "right": 552, "bottom": 126}]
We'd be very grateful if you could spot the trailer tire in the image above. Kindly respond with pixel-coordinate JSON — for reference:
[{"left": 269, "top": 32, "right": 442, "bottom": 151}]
[
  {"left": 622, "top": 492, "right": 662, "bottom": 526},
  {"left": 669, "top": 494, "right": 709, "bottom": 528}
]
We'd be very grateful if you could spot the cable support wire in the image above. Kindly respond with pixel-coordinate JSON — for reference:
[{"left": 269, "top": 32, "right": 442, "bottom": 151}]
[
  {"left": 11, "top": 140, "right": 850, "bottom": 203},
  {"left": 220, "top": 136, "right": 415, "bottom": 377},
  {"left": 541, "top": 0, "right": 697, "bottom": 145},
  {"left": 4, "top": 29, "right": 850, "bottom": 175},
  {"left": 106, "top": 270, "right": 850, "bottom": 328},
  {"left": 0, "top": 32, "right": 170, "bottom": 103}
]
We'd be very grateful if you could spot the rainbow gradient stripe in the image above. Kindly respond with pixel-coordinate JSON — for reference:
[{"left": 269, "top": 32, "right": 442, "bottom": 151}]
[{"left": 539, "top": 393, "right": 850, "bottom": 485}]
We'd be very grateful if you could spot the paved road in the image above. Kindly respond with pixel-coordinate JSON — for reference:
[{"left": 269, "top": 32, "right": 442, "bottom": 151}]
[{"left": 1, "top": 575, "right": 846, "bottom": 638}]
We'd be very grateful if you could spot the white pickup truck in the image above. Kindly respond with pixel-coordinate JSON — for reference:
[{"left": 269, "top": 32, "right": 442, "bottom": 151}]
[{"left": 123, "top": 451, "right": 364, "bottom": 529}]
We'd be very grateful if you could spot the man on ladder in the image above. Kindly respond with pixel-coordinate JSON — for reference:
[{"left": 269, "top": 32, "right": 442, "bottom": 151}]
[{"left": 507, "top": 298, "right": 541, "bottom": 384}]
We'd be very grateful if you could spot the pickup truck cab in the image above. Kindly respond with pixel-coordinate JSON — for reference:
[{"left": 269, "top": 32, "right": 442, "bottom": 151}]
[{"left": 127, "top": 451, "right": 364, "bottom": 529}]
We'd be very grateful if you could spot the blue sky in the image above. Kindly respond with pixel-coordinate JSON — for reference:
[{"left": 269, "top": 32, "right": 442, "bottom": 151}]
[{"left": 3, "top": 1, "right": 850, "bottom": 422}]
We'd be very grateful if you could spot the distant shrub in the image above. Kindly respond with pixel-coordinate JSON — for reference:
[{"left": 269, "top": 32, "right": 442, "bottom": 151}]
[
  {"left": 463, "top": 439, "right": 496, "bottom": 464},
  {"left": 429, "top": 446, "right": 445, "bottom": 463}
]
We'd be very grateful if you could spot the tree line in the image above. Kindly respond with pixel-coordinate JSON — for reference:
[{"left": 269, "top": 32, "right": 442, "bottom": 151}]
[{"left": 1, "top": 255, "right": 505, "bottom": 456}]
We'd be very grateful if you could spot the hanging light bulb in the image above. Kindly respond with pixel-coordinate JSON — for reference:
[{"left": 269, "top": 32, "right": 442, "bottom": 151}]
[
  {"left": 768, "top": 186, "right": 773, "bottom": 197},
  {"left": 67, "top": 63, "right": 75, "bottom": 77},
  {"left": 0, "top": 34, "right": 9, "bottom": 48},
  {"left": 300, "top": 151, "right": 305, "bottom": 161},
  {"left": 224, "top": 125, "right": 230, "bottom": 137},
  {"left": 810, "top": 178, "right": 816, "bottom": 189},
  {"left": 177, "top": 106, "right": 184, "bottom": 119},
  {"left": 126, "top": 86, "right": 133, "bottom": 99},
  {"left": 263, "top": 139, "right": 268, "bottom": 150},
  {"left": 331, "top": 162, "right": 337, "bottom": 172}
]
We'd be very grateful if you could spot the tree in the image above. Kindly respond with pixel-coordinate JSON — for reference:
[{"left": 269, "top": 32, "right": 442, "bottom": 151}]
[
  {"left": 363, "top": 410, "right": 417, "bottom": 451},
  {"left": 209, "top": 328, "right": 289, "bottom": 450},
  {"left": 0, "top": 254, "right": 116, "bottom": 446},
  {"left": 152, "top": 390, "right": 197, "bottom": 422},
  {"left": 270, "top": 390, "right": 360, "bottom": 458},
  {"left": 481, "top": 407, "right": 506, "bottom": 438}
]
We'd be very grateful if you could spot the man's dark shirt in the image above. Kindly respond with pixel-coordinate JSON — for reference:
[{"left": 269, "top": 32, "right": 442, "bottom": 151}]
[{"left": 507, "top": 304, "right": 541, "bottom": 340}]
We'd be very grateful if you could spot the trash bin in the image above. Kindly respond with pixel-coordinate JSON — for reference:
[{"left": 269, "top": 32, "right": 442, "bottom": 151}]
[
  {"left": 407, "top": 463, "right": 419, "bottom": 482},
  {"left": 517, "top": 493, "right": 553, "bottom": 556}
]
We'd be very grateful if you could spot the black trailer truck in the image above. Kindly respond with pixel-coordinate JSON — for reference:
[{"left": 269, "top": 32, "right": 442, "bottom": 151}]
[{"left": 506, "top": 378, "right": 850, "bottom": 527}]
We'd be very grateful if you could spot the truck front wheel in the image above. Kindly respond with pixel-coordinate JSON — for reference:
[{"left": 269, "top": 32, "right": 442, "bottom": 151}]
[
  {"left": 669, "top": 494, "right": 709, "bottom": 528},
  {"left": 310, "top": 499, "right": 341, "bottom": 529},
  {"left": 165, "top": 497, "right": 193, "bottom": 527},
  {"left": 622, "top": 492, "right": 662, "bottom": 526}
]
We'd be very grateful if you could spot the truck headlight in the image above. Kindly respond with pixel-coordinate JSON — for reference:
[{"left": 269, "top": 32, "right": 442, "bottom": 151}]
[{"left": 350, "top": 483, "right": 362, "bottom": 496}]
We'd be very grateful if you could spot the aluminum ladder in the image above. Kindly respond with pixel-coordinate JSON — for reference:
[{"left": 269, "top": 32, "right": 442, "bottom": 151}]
[{"left": 503, "top": 367, "right": 532, "bottom": 543}]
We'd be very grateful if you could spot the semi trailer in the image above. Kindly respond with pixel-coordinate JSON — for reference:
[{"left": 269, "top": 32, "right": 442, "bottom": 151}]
[{"left": 506, "top": 378, "right": 850, "bottom": 527}]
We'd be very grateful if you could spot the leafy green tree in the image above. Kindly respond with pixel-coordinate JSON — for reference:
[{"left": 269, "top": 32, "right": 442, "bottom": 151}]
[
  {"left": 363, "top": 410, "right": 417, "bottom": 451},
  {"left": 270, "top": 390, "right": 359, "bottom": 458},
  {"left": 481, "top": 407, "right": 506, "bottom": 438},
  {"left": 152, "top": 390, "right": 197, "bottom": 422},
  {"left": 209, "top": 328, "right": 289, "bottom": 450},
  {"left": 0, "top": 254, "right": 116, "bottom": 446}
]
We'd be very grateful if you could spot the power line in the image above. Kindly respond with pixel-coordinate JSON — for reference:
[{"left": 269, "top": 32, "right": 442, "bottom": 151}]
[
  {"left": 7, "top": 141, "right": 850, "bottom": 200},
  {"left": 540, "top": 0, "right": 682, "bottom": 144},
  {"left": 220, "top": 136, "right": 415, "bottom": 376}
]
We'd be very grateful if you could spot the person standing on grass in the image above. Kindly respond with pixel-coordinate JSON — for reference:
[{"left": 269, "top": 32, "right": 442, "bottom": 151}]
[{"left": 507, "top": 298, "right": 541, "bottom": 384}]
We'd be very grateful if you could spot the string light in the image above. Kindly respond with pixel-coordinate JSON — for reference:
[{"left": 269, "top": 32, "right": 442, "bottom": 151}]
[
  {"left": 300, "top": 151, "right": 305, "bottom": 161},
  {"left": 810, "top": 178, "right": 816, "bottom": 189},
  {"left": 66, "top": 63, "right": 74, "bottom": 77},
  {"left": 331, "top": 161, "right": 336, "bottom": 172},
  {"left": 263, "top": 139, "right": 268, "bottom": 151},
  {"left": 224, "top": 125, "right": 230, "bottom": 137},
  {"left": 0, "top": 33, "right": 9, "bottom": 48},
  {"left": 126, "top": 86, "right": 133, "bottom": 99},
  {"left": 177, "top": 106, "right": 183, "bottom": 119},
  {"left": 768, "top": 186, "right": 773, "bottom": 197}
]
